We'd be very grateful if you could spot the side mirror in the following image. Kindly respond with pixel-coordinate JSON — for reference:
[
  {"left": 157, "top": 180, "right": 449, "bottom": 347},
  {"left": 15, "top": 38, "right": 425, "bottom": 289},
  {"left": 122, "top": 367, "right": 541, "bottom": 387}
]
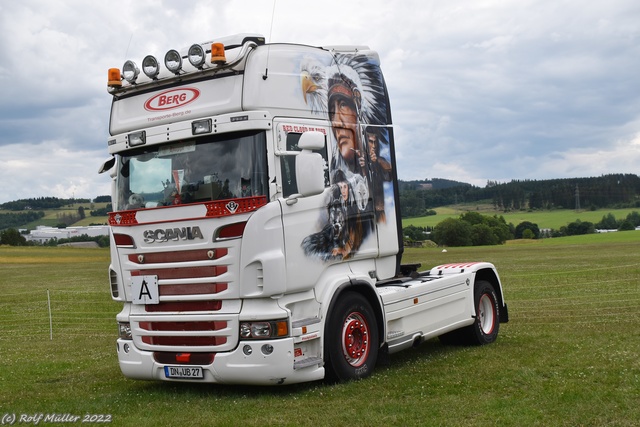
[
  {"left": 286, "top": 131, "right": 326, "bottom": 205},
  {"left": 298, "top": 131, "right": 325, "bottom": 150},
  {"left": 98, "top": 157, "right": 116, "bottom": 174},
  {"left": 295, "top": 150, "right": 325, "bottom": 197}
]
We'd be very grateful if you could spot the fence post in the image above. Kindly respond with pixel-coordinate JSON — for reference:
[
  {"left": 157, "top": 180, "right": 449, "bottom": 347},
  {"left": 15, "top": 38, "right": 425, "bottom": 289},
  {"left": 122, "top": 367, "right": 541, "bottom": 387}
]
[{"left": 47, "top": 289, "right": 53, "bottom": 340}]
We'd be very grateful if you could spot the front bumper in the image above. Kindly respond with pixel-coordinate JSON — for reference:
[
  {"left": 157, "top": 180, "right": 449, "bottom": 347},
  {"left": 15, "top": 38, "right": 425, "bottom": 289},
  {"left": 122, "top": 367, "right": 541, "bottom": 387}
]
[{"left": 116, "top": 337, "right": 324, "bottom": 385}]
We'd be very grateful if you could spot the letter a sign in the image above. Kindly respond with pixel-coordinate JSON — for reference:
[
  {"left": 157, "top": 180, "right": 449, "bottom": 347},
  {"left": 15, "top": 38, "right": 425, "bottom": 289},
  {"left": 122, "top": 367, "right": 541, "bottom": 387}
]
[{"left": 131, "top": 275, "right": 159, "bottom": 305}]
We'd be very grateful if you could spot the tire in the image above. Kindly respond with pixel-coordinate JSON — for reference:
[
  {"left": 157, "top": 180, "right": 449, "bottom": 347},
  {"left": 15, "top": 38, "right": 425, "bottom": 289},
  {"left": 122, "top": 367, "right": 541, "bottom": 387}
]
[
  {"left": 439, "top": 280, "right": 500, "bottom": 346},
  {"left": 324, "top": 292, "right": 379, "bottom": 382}
]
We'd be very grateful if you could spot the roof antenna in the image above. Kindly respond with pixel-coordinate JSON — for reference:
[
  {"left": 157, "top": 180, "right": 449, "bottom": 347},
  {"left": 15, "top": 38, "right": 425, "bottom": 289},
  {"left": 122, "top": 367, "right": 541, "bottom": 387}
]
[{"left": 263, "top": 0, "right": 277, "bottom": 80}]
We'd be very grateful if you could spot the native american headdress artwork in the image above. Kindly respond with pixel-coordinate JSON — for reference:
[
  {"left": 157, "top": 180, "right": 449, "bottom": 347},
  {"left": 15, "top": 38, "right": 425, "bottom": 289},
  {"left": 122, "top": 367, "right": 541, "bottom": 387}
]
[
  {"left": 300, "top": 51, "right": 388, "bottom": 130},
  {"left": 326, "top": 53, "right": 388, "bottom": 130},
  {"left": 299, "top": 51, "right": 394, "bottom": 262}
]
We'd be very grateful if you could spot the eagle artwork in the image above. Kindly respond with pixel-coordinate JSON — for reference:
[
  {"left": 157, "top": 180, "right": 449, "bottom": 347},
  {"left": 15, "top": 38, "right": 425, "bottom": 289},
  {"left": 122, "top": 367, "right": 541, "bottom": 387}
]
[{"left": 300, "top": 51, "right": 394, "bottom": 261}]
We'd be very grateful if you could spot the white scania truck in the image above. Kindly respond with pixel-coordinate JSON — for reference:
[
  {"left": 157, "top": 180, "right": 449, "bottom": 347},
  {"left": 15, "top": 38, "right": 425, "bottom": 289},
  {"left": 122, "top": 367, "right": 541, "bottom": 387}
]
[{"left": 101, "top": 33, "right": 508, "bottom": 385}]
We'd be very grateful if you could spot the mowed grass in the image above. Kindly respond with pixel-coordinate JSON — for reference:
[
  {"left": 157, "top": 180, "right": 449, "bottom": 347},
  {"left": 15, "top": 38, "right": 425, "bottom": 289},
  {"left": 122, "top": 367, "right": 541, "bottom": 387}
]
[{"left": 1, "top": 234, "right": 639, "bottom": 426}]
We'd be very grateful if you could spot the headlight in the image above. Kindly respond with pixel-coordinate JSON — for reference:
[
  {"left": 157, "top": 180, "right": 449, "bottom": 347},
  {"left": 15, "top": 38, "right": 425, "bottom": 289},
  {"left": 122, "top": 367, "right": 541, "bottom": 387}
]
[
  {"left": 118, "top": 322, "right": 132, "bottom": 340},
  {"left": 239, "top": 319, "right": 289, "bottom": 339}
]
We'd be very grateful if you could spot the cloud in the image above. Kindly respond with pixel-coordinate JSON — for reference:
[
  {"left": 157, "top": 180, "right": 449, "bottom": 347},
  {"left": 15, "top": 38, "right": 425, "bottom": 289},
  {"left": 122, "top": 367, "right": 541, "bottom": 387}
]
[{"left": 0, "top": 0, "right": 639, "bottom": 204}]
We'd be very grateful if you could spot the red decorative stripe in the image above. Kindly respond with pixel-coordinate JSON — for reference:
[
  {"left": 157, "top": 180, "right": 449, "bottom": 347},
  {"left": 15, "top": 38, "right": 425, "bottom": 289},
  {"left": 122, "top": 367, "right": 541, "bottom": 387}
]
[
  {"left": 128, "top": 248, "right": 228, "bottom": 264},
  {"left": 145, "top": 300, "right": 222, "bottom": 312},
  {"left": 131, "top": 266, "right": 227, "bottom": 280},
  {"left": 142, "top": 336, "right": 227, "bottom": 346},
  {"left": 160, "top": 283, "right": 228, "bottom": 296},
  {"left": 205, "top": 196, "right": 267, "bottom": 218},
  {"left": 139, "top": 321, "right": 226, "bottom": 331}
]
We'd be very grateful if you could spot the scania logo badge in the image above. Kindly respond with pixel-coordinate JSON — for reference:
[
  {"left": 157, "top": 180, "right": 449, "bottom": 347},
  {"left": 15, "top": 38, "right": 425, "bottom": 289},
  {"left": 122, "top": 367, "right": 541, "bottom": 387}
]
[
  {"left": 144, "top": 87, "right": 200, "bottom": 111},
  {"left": 226, "top": 201, "right": 239, "bottom": 214}
]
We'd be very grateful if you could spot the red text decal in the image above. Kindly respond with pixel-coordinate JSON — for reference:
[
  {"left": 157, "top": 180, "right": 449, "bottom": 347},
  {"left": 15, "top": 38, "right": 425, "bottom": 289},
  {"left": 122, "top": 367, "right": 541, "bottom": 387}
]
[{"left": 144, "top": 88, "right": 200, "bottom": 111}]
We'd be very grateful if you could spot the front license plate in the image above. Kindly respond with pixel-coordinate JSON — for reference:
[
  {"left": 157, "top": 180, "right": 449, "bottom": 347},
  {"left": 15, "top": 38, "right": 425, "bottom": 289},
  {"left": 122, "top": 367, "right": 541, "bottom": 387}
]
[{"left": 164, "top": 366, "right": 204, "bottom": 379}]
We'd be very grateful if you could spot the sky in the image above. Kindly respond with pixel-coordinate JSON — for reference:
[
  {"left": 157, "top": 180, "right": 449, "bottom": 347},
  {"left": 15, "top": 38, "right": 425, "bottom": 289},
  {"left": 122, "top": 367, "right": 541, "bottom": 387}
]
[{"left": 1, "top": 0, "right": 639, "bottom": 204}]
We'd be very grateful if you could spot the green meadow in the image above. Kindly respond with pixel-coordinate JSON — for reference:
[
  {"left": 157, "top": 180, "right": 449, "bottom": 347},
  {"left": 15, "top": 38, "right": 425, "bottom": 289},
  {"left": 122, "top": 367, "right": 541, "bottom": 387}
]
[
  {"left": 402, "top": 206, "right": 640, "bottom": 230},
  {"left": 1, "top": 231, "right": 639, "bottom": 426}
]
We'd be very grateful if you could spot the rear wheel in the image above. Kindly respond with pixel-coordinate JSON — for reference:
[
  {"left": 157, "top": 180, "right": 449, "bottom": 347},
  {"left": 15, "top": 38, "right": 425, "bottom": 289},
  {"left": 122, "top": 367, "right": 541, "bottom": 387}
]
[
  {"left": 439, "top": 280, "right": 500, "bottom": 345},
  {"left": 324, "top": 292, "right": 379, "bottom": 382}
]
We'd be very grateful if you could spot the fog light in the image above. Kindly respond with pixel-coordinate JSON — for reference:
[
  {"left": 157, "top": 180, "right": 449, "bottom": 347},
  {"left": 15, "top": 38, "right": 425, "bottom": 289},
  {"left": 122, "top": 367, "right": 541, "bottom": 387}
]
[
  {"left": 261, "top": 344, "right": 274, "bottom": 355},
  {"left": 165, "top": 49, "right": 182, "bottom": 74},
  {"left": 188, "top": 44, "right": 206, "bottom": 68},
  {"left": 142, "top": 55, "right": 160, "bottom": 79},
  {"left": 243, "top": 345, "right": 253, "bottom": 356},
  {"left": 123, "top": 343, "right": 130, "bottom": 353},
  {"left": 122, "top": 60, "right": 139, "bottom": 83}
]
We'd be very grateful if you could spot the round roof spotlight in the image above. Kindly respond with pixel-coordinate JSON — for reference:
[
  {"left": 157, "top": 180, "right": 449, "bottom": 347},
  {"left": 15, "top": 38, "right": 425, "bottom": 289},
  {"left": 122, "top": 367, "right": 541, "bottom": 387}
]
[
  {"left": 142, "top": 55, "right": 160, "bottom": 79},
  {"left": 188, "top": 44, "right": 206, "bottom": 69},
  {"left": 122, "top": 60, "right": 140, "bottom": 83},
  {"left": 164, "top": 49, "right": 183, "bottom": 74}
]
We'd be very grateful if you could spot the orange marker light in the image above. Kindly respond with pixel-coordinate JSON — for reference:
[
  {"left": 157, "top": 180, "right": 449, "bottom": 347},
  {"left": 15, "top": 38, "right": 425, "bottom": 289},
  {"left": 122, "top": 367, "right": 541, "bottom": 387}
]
[
  {"left": 210, "top": 43, "right": 226, "bottom": 64},
  {"left": 108, "top": 68, "right": 122, "bottom": 87}
]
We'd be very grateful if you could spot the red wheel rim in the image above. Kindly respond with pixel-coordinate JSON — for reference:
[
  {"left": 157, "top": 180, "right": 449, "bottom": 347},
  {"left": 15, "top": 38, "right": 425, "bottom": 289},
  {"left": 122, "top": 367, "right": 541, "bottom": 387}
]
[{"left": 342, "top": 312, "right": 370, "bottom": 367}]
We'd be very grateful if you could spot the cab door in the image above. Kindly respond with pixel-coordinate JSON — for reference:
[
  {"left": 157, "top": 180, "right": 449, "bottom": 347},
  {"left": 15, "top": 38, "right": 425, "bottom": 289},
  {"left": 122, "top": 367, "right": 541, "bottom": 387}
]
[{"left": 275, "top": 120, "right": 379, "bottom": 294}]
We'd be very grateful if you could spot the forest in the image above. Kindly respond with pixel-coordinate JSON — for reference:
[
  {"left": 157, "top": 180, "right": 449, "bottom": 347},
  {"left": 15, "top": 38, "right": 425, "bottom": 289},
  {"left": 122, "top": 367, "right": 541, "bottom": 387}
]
[{"left": 398, "top": 174, "right": 640, "bottom": 217}]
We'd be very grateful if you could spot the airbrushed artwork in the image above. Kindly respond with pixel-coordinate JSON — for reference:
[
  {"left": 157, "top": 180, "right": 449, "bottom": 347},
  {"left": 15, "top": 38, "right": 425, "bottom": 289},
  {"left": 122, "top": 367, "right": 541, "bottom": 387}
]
[{"left": 299, "top": 52, "right": 394, "bottom": 261}]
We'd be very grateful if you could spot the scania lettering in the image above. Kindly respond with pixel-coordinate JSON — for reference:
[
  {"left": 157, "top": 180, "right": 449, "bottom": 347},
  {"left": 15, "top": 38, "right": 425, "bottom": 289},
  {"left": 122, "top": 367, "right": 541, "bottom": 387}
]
[
  {"left": 143, "top": 226, "right": 204, "bottom": 243},
  {"left": 101, "top": 33, "right": 508, "bottom": 385}
]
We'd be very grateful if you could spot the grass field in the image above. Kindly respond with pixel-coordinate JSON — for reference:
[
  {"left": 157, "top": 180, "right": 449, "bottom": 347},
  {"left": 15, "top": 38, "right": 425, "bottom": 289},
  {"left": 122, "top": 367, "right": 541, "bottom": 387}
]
[
  {"left": 1, "top": 234, "right": 639, "bottom": 426},
  {"left": 402, "top": 205, "right": 640, "bottom": 230}
]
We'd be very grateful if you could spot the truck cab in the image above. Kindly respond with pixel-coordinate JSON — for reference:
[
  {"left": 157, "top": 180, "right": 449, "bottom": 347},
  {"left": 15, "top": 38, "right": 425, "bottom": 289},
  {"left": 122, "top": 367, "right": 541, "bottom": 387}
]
[{"left": 102, "top": 34, "right": 507, "bottom": 385}]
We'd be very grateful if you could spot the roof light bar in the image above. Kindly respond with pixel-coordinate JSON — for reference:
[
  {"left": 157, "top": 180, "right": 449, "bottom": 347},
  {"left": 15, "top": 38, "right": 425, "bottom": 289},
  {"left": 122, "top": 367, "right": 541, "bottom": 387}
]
[
  {"left": 122, "top": 60, "right": 139, "bottom": 84},
  {"left": 142, "top": 55, "right": 160, "bottom": 79},
  {"left": 164, "top": 49, "right": 183, "bottom": 74},
  {"left": 188, "top": 44, "right": 206, "bottom": 68}
]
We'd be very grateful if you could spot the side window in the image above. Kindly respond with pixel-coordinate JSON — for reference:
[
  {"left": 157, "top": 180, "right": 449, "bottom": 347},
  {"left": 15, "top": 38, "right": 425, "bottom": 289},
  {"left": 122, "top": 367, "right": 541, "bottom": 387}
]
[{"left": 280, "top": 132, "right": 329, "bottom": 197}]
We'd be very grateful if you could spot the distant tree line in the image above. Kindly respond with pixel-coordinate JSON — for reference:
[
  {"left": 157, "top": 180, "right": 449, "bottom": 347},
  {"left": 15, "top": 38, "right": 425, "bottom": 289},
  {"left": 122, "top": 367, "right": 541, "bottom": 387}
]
[
  {"left": 0, "top": 211, "right": 45, "bottom": 230},
  {"left": 43, "top": 234, "right": 110, "bottom": 248},
  {"left": 1, "top": 197, "right": 90, "bottom": 211},
  {"left": 402, "top": 210, "right": 640, "bottom": 247},
  {"left": 399, "top": 174, "right": 640, "bottom": 217},
  {"left": 0, "top": 229, "right": 110, "bottom": 247}
]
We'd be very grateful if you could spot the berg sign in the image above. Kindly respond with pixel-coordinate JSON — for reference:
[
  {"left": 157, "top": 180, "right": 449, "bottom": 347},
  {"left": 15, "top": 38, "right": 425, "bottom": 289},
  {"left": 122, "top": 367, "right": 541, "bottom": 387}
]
[{"left": 144, "top": 88, "right": 200, "bottom": 111}]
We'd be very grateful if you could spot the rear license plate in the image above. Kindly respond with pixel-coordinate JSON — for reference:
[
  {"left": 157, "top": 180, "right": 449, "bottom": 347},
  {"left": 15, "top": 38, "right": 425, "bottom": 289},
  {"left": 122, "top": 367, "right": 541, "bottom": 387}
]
[{"left": 164, "top": 366, "right": 204, "bottom": 379}]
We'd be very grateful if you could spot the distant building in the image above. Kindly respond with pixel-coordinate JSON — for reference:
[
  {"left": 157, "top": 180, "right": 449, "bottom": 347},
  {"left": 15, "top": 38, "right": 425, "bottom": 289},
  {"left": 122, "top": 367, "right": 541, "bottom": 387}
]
[{"left": 25, "top": 225, "right": 109, "bottom": 244}]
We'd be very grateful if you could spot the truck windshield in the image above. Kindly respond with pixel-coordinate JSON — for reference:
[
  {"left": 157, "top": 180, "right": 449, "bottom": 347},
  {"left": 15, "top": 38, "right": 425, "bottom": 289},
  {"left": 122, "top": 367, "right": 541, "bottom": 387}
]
[{"left": 115, "top": 130, "right": 268, "bottom": 211}]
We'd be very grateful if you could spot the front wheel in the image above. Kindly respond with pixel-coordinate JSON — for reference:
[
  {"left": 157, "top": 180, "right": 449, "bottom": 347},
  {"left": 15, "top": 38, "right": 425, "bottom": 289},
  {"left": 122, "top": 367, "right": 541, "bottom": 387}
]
[{"left": 324, "top": 292, "right": 379, "bottom": 382}]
